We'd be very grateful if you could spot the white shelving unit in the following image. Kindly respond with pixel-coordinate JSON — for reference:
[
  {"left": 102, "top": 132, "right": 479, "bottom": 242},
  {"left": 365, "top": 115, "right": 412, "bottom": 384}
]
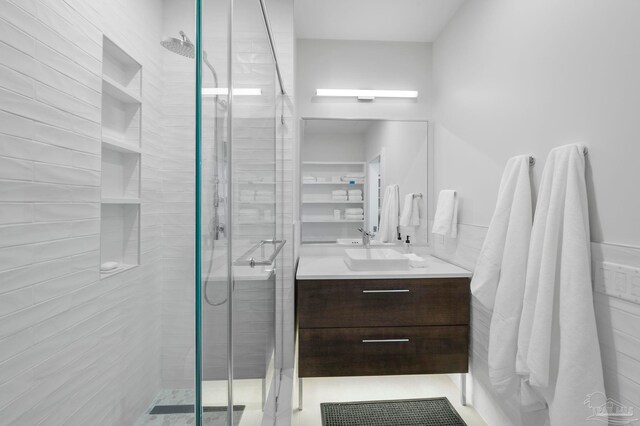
[
  {"left": 300, "top": 161, "right": 366, "bottom": 244},
  {"left": 100, "top": 36, "right": 142, "bottom": 279}
]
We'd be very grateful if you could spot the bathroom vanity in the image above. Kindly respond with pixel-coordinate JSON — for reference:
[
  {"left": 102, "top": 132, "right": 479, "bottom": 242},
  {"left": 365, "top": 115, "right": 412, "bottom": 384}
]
[{"left": 295, "top": 254, "right": 472, "bottom": 407}]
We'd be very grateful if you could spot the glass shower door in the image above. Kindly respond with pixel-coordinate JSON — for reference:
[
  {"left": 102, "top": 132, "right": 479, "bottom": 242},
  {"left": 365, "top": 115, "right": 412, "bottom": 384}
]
[{"left": 228, "top": 0, "right": 280, "bottom": 423}]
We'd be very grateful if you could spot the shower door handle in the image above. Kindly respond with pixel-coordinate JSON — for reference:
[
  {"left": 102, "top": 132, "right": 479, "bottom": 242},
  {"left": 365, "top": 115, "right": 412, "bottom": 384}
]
[{"left": 234, "top": 239, "right": 286, "bottom": 268}]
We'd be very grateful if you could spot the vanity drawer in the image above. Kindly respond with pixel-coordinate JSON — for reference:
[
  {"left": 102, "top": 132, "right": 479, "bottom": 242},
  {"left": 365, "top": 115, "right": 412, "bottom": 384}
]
[
  {"left": 297, "top": 278, "right": 469, "bottom": 328},
  {"left": 298, "top": 326, "right": 469, "bottom": 377}
]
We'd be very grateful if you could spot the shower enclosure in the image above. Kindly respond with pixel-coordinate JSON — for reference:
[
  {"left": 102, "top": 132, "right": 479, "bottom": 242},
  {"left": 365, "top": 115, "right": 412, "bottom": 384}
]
[
  {"left": 0, "top": 0, "right": 288, "bottom": 423},
  {"left": 134, "top": 0, "right": 287, "bottom": 423},
  {"left": 189, "top": 0, "right": 287, "bottom": 424}
]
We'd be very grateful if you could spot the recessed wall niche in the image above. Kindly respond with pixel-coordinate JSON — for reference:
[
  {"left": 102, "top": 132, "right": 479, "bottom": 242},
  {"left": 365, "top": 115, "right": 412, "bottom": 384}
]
[{"left": 100, "top": 36, "right": 142, "bottom": 279}]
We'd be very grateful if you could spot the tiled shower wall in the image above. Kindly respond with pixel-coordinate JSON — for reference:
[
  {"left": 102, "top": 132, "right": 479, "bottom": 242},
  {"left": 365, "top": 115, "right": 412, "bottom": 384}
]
[{"left": 0, "top": 0, "right": 164, "bottom": 423}]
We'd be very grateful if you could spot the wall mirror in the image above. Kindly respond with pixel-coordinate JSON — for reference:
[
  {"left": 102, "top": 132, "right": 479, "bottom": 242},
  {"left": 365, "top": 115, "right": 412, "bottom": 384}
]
[{"left": 300, "top": 118, "right": 429, "bottom": 245}]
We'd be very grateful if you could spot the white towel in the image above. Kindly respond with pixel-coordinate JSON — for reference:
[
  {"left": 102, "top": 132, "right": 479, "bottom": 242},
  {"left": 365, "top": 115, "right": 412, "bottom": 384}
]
[
  {"left": 432, "top": 190, "right": 458, "bottom": 238},
  {"left": 332, "top": 189, "right": 347, "bottom": 196},
  {"left": 345, "top": 208, "right": 364, "bottom": 215},
  {"left": 347, "top": 189, "right": 362, "bottom": 195},
  {"left": 399, "top": 193, "right": 420, "bottom": 227},
  {"left": 348, "top": 195, "right": 363, "bottom": 201},
  {"left": 332, "top": 195, "right": 348, "bottom": 201},
  {"left": 469, "top": 155, "right": 533, "bottom": 396},
  {"left": 345, "top": 215, "right": 364, "bottom": 221},
  {"left": 376, "top": 185, "right": 399, "bottom": 243},
  {"left": 516, "top": 144, "right": 605, "bottom": 424}
]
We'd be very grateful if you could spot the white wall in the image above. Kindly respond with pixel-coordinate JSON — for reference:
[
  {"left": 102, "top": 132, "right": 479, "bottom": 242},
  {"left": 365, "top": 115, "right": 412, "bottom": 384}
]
[
  {"left": 364, "top": 121, "right": 428, "bottom": 243},
  {"left": 0, "top": 0, "right": 164, "bottom": 423},
  {"left": 303, "top": 133, "right": 365, "bottom": 162},
  {"left": 296, "top": 39, "right": 432, "bottom": 121},
  {"left": 432, "top": 0, "right": 640, "bottom": 424}
]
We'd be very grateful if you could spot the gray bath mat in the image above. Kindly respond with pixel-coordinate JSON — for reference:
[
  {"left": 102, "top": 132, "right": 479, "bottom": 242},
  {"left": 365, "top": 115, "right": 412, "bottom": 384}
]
[{"left": 321, "top": 397, "right": 467, "bottom": 426}]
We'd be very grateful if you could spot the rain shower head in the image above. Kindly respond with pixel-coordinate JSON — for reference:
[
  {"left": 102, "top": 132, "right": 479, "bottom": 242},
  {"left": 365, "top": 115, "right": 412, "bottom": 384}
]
[{"left": 160, "top": 30, "right": 194, "bottom": 58}]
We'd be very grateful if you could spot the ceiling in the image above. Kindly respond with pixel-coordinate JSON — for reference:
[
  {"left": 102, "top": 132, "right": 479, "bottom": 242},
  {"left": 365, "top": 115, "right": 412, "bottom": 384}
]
[{"left": 295, "top": 0, "right": 465, "bottom": 43}]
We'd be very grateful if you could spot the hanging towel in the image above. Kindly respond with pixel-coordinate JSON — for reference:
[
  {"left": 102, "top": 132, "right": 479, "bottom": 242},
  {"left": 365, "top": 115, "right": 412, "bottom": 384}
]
[
  {"left": 469, "top": 155, "right": 533, "bottom": 396},
  {"left": 516, "top": 144, "right": 605, "bottom": 425},
  {"left": 399, "top": 193, "right": 421, "bottom": 227},
  {"left": 432, "top": 190, "right": 458, "bottom": 238},
  {"left": 376, "top": 184, "right": 399, "bottom": 243}
]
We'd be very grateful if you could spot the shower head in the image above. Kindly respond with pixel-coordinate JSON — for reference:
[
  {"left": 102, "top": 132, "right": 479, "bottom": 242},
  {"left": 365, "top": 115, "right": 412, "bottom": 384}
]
[{"left": 160, "top": 31, "right": 195, "bottom": 58}]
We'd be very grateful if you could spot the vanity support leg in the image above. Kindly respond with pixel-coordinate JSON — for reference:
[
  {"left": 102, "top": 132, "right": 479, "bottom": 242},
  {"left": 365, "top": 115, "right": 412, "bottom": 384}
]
[
  {"left": 298, "top": 378, "right": 303, "bottom": 410},
  {"left": 262, "top": 378, "right": 266, "bottom": 411},
  {"left": 460, "top": 373, "right": 467, "bottom": 406}
]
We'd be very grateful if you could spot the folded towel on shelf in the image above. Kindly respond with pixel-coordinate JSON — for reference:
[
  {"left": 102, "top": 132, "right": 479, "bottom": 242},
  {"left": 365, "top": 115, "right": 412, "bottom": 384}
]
[
  {"left": 347, "top": 189, "right": 362, "bottom": 195},
  {"left": 332, "top": 195, "right": 349, "bottom": 201},
  {"left": 345, "top": 215, "right": 364, "bottom": 220},
  {"left": 348, "top": 195, "right": 363, "bottom": 201},
  {"left": 332, "top": 189, "right": 347, "bottom": 196},
  {"left": 399, "top": 193, "right": 421, "bottom": 227},
  {"left": 317, "top": 177, "right": 330, "bottom": 183},
  {"left": 345, "top": 208, "right": 364, "bottom": 215},
  {"left": 343, "top": 173, "right": 365, "bottom": 178},
  {"left": 432, "top": 190, "right": 458, "bottom": 238},
  {"left": 341, "top": 177, "right": 364, "bottom": 183}
]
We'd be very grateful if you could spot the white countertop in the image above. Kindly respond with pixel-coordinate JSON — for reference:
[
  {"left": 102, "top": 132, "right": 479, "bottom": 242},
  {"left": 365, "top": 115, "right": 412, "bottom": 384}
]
[{"left": 296, "top": 254, "right": 472, "bottom": 280}]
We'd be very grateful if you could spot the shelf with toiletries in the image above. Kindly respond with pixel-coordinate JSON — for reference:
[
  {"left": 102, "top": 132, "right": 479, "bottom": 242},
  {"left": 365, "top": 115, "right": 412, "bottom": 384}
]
[{"left": 301, "top": 160, "right": 366, "bottom": 244}]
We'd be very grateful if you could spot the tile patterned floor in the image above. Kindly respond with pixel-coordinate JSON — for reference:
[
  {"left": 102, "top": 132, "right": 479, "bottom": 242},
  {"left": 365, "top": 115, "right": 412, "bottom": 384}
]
[{"left": 135, "top": 381, "right": 263, "bottom": 426}]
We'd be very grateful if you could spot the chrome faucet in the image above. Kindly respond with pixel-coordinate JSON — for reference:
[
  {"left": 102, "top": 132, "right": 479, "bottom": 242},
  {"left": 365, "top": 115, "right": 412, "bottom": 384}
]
[{"left": 358, "top": 228, "right": 374, "bottom": 248}]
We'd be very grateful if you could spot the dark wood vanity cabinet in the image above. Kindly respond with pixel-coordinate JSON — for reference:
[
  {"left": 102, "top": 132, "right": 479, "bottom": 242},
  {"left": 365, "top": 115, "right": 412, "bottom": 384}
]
[{"left": 296, "top": 277, "right": 470, "bottom": 378}]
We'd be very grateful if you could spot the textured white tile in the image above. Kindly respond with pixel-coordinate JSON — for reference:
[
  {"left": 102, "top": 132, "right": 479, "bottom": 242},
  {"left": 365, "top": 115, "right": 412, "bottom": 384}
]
[
  {"left": 0, "top": 203, "right": 33, "bottom": 225},
  {"left": 0, "top": 221, "right": 72, "bottom": 248}
]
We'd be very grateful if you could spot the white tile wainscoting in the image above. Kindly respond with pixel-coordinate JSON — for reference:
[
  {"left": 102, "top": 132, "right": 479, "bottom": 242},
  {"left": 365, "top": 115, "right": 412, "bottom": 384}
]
[{"left": 431, "top": 221, "right": 640, "bottom": 426}]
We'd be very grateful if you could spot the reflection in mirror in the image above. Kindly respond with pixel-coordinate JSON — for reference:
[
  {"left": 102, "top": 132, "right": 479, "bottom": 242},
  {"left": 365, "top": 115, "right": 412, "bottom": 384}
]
[{"left": 300, "top": 118, "right": 428, "bottom": 245}]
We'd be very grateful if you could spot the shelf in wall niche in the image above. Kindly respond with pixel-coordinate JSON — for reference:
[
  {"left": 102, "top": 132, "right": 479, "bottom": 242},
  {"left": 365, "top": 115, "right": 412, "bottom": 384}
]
[
  {"left": 101, "top": 198, "right": 141, "bottom": 204},
  {"left": 100, "top": 37, "right": 141, "bottom": 279},
  {"left": 102, "top": 75, "right": 141, "bottom": 104},
  {"left": 100, "top": 263, "right": 138, "bottom": 280},
  {"left": 102, "top": 135, "right": 141, "bottom": 154}
]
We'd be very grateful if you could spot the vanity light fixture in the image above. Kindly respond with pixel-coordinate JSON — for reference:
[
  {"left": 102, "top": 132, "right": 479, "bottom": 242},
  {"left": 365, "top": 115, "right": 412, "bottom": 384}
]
[
  {"left": 202, "top": 88, "right": 262, "bottom": 96},
  {"left": 315, "top": 89, "right": 418, "bottom": 101}
]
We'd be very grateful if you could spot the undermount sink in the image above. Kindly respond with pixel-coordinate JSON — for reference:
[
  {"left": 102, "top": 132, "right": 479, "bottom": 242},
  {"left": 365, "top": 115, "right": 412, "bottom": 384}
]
[
  {"left": 336, "top": 238, "right": 394, "bottom": 246},
  {"left": 343, "top": 248, "right": 411, "bottom": 271}
]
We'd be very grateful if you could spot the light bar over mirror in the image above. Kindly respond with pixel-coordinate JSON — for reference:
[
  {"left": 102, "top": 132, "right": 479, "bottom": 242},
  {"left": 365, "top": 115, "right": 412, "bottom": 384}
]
[{"left": 315, "top": 89, "right": 419, "bottom": 100}]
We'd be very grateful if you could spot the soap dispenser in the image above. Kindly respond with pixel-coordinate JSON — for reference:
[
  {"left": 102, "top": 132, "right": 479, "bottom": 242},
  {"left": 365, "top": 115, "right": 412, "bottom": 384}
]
[
  {"left": 404, "top": 235, "right": 412, "bottom": 253},
  {"left": 397, "top": 232, "right": 403, "bottom": 246}
]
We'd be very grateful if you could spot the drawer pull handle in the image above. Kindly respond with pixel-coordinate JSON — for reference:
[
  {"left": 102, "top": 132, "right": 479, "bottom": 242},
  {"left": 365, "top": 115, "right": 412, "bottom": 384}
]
[
  {"left": 362, "top": 339, "right": 410, "bottom": 343},
  {"left": 362, "top": 289, "right": 410, "bottom": 294}
]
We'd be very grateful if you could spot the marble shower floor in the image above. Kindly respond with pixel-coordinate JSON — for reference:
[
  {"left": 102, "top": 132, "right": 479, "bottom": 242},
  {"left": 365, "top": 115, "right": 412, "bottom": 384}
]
[{"left": 135, "top": 380, "right": 264, "bottom": 426}]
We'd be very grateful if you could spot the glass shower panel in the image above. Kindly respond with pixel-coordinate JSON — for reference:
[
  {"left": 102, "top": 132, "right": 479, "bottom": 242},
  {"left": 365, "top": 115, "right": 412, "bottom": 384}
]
[
  {"left": 229, "top": 0, "right": 279, "bottom": 423},
  {"left": 198, "top": 0, "right": 232, "bottom": 424}
]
